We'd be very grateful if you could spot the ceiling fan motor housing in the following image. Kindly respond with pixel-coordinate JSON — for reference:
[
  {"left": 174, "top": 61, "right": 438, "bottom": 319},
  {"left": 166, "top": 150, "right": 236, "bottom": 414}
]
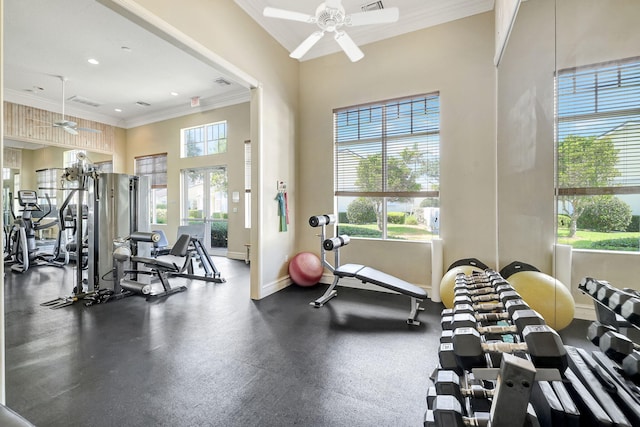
[{"left": 316, "top": 3, "right": 345, "bottom": 32}]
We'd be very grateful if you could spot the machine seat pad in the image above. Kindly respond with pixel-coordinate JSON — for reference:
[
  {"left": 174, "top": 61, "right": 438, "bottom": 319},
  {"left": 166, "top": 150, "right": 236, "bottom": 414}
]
[
  {"left": 334, "top": 264, "right": 365, "bottom": 278},
  {"left": 130, "top": 256, "right": 179, "bottom": 272},
  {"left": 355, "top": 266, "right": 427, "bottom": 299}
]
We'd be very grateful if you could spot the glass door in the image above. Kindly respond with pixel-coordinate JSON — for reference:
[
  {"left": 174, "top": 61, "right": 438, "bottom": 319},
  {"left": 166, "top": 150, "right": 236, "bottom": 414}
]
[{"left": 182, "top": 167, "right": 228, "bottom": 255}]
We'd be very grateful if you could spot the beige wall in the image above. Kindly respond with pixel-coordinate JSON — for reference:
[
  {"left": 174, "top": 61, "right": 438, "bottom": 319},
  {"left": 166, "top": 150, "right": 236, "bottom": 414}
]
[
  {"left": 116, "top": 0, "right": 299, "bottom": 298},
  {"left": 125, "top": 103, "right": 250, "bottom": 259},
  {"left": 298, "top": 12, "right": 497, "bottom": 288}
]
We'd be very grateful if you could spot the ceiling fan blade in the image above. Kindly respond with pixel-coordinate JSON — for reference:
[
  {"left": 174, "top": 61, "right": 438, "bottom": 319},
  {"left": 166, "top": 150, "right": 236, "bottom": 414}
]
[
  {"left": 263, "top": 7, "right": 315, "bottom": 23},
  {"left": 61, "top": 126, "right": 78, "bottom": 136},
  {"left": 347, "top": 7, "right": 399, "bottom": 26},
  {"left": 325, "top": 0, "right": 342, "bottom": 9},
  {"left": 334, "top": 31, "right": 364, "bottom": 62},
  {"left": 54, "top": 120, "right": 77, "bottom": 128},
  {"left": 77, "top": 127, "right": 102, "bottom": 134},
  {"left": 290, "top": 31, "right": 325, "bottom": 59}
]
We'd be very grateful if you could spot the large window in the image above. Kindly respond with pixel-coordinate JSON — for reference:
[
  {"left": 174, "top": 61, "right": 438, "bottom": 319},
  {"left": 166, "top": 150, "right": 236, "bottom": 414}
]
[
  {"left": 556, "top": 57, "right": 640, "bottom": 251},
  {"left": 334, "top": 93, "right": 440, "bottom": 241},
  {"left": 181, "top": 121, "right": 227, "bottom": 158},
  {"left": 135, "top": 153, "right": 167, "bottom": 225}
]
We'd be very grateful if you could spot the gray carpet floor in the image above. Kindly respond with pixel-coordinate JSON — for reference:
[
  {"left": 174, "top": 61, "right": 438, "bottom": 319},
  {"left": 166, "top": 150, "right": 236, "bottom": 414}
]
[{"left": 4, "top": 258, "right": 592, "bottom": 426}]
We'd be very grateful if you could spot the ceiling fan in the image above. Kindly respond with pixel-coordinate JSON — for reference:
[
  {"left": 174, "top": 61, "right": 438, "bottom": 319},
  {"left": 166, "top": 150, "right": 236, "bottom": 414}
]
[
  {"left": 264, "top": 0, "right": 399, "bottom": 62},
  {"left": 50, "top": 76, "right": 101, "bottom": 135}
]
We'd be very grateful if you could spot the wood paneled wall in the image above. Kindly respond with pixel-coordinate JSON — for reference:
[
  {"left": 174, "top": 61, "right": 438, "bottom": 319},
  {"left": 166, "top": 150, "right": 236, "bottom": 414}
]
[{"left": 3, "top": 101, "right": 115, "bottom": 154}]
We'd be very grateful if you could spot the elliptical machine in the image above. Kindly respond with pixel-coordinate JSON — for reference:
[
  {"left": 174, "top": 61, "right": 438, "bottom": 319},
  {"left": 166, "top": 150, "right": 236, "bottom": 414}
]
[{"left": 6, "top": 190, "right": 58, "bottom": 273}]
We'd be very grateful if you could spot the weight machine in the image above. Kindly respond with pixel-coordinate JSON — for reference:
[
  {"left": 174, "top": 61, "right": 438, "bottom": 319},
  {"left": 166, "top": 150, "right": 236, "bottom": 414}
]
[{"left": 41, "top": 153, "right": 225, "bottom": 308}]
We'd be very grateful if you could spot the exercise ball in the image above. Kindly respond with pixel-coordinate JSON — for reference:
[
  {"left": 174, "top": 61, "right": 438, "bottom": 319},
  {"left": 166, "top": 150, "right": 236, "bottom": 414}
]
[
  {"left": 440, "top": 259, "right": 487, "bottom": 308},
  {"left": 507, "top": 270, "right": 575, "bottom": 331},
  {"left": 289, "top": 252, "right": 323, "bottom": 287}
]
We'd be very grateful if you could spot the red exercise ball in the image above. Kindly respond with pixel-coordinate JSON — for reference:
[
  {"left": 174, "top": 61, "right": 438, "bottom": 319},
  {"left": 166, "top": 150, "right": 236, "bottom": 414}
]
[{"left": 289, "top": 252, "right": 323, "bottom": 287}]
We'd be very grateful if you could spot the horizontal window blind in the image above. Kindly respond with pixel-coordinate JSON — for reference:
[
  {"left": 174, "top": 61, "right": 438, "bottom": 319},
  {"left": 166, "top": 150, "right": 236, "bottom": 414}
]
[
  {"left": 334, "top": 93, "right": 440, "bottom": 197},
  {"left": 135, "top": 153, "right": 167, "bottom": 189},
  {"left": 557, "top": 57, "right": 640, "bottom": 195}
]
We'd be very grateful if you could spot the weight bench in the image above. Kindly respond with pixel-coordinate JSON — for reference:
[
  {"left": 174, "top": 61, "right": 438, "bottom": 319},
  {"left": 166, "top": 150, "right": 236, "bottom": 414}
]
[
  {"left": 309, "top": 214, "right": 428, "bottom": 325},
  {"left": 125, "top": 233, "right": 191, "bottom": 298}
]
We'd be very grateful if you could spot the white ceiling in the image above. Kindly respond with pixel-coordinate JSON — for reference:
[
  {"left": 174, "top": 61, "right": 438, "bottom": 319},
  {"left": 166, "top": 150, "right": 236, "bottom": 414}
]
[
  {"left": 3, "top": 0, "right": 494, "bottom": 133},
  {"left": 235, "top": 0, "right": 495, "bottom": 60}
]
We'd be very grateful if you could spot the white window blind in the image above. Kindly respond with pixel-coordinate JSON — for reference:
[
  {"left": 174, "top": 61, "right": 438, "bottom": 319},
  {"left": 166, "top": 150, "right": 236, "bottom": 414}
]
[
  {"left": 557, "top": 57, "right": 640, "bottom": 195},
  {"left": 135, "top": 153, "right": 167, "bottom": 189},
  {"left": 334, "top": 93, "right": 440, "bottom": 198}
]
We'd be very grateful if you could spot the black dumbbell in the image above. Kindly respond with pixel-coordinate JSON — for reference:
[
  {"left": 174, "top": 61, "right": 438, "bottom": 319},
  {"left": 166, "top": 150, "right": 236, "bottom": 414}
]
[
  {"left": 441, "top": 329, "right": 453, "bottom": 344},
  {"left": 599, "top": 331, "right": 639, "bottom": 363},
  {"left": 621, "top": 297, "right": 640, "bottom": 327},
  {"left": 622, "top": 350, "right": 640, "bottom": 382},
  {"left": 439, "top": 342, "right": 460, "bottom": 374},
  {"left": 596, "top": 282, "right": 617, "bottom": 306},
  {"left": 451, "top": 325, "right": 568, "bottom": 372},
  {"left": 429, "top": 395, "right": 490, "bottom": 427},
  {"left": 587, "top": 321, "right": 617, "bottom": 346},
  {"left": 454, "top": 284, "right": 515, "bottom": 299},
  {"left": 608, "top": 288, "right": 640, "bottom": 314},
  {"left": 578, "top": 277, "right": 610, "bottom": 297},
  {"left": 434, "top": 370, "right": 494, "bottom": 405},
  {"left": 453, "top": 290, "right": 521, "bottom": 307},
  {"left": 452, "top": 298, "right": 529, "bottom": 318},
  {"left": 452, "top": 302, "right": 530, "bottom": 324},
  {"left": 443, "top": 310, "right": 545, "bottom": 336}
]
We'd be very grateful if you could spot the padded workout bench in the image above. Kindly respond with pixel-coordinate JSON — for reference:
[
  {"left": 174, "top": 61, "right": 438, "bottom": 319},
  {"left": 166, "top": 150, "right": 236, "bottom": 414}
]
[{"left": 309, "top": 214, "right": 428, "bottom": 325}]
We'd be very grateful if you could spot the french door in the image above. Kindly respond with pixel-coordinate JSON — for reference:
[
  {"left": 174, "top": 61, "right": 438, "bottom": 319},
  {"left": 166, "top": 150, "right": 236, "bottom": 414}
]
[{"left": 181, "top": 167, "right": 228, "bottom": 255}]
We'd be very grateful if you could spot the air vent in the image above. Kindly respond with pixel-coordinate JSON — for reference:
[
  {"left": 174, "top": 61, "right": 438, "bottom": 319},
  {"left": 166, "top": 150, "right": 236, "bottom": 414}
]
[
  {"left": 68, "top": 95, "right": 101, "bottom": 108},
  {"left": 361, "top": 1, "right": 384, "bottom": 12},
  {"left": 136, "top": 101, "right": 151, "bottom": 107},
  {"left": 214, "top": 77, "right": 231, "bottom": 86}
]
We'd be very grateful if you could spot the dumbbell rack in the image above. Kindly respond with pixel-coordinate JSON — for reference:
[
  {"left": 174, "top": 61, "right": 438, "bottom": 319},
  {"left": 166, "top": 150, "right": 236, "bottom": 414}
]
[
  {"left": 578, "top": 277, "right": 640, "bottom": 405},
  {"left": 426, "top": 270, "right": 640, "bottom": 427}
]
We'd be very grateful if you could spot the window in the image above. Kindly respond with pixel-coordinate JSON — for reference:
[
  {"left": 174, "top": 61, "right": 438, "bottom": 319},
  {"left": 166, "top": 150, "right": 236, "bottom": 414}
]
[
  {"left": 244, "top": 140, "right": 251, "bottom": 228},
  {"left": 181, "top": 121, "right": 227, "bottom": 157},
  {"left": 334, "top": 93, "right": 440, "bottom": 240},
  {"left": 64, "top": 149, "right": 85, "bottom": 167},
  {"left": 135, "top": 153, "right": 168, "bottom": 225},
  {"left": 556, "top": 57, "right": 640, "bottom": 251}
]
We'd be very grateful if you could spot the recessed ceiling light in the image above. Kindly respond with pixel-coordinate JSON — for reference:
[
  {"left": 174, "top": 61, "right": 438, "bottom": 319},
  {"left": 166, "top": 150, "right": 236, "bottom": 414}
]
[
  {"left": 170, "top": 92, "right": 179, "bottom": 96},
  {"left": 114, "top": 108, "right": 122, "bottom": 112},
  {"left": 88, "top": 58, "right": 100, "bottom": 65}
]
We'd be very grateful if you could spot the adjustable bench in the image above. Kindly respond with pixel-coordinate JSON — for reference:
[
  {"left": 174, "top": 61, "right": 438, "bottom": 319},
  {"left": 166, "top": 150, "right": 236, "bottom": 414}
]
[
  {"left": 308, "top": 214, "right": 428, "bottom": 325},
  {"left": 125, "top": 233, "right": 191, "bottom": 298}
]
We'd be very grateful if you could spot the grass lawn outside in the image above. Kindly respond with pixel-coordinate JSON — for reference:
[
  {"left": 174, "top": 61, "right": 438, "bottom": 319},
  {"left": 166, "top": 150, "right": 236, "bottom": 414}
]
[
  {"left": 338, "top": 223, "right": 438, "bottom": 241},
  {"left": 557, "top": 228, "right": 640, "bottom": 251}
]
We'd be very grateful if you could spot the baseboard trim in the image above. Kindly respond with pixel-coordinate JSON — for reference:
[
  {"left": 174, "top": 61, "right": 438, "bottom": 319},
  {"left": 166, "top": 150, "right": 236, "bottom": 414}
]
[
  {"left": 260, "top": 275, "right": 292, "bottom": 299},
  {"left": 226, "top": 251, "right": 245, "bottom": 261},
  {"left": 574, "top": 302, "right": 596, "bottom": 321}
]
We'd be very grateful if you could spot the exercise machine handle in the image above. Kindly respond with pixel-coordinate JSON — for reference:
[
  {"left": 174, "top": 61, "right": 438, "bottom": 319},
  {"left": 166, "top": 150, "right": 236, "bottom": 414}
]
[
  {"left": 323, "top": 235, "right": 350, "bottom": 251},
  {"left": 309, "top": 214, "right": 336, "bottom": 228}
]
